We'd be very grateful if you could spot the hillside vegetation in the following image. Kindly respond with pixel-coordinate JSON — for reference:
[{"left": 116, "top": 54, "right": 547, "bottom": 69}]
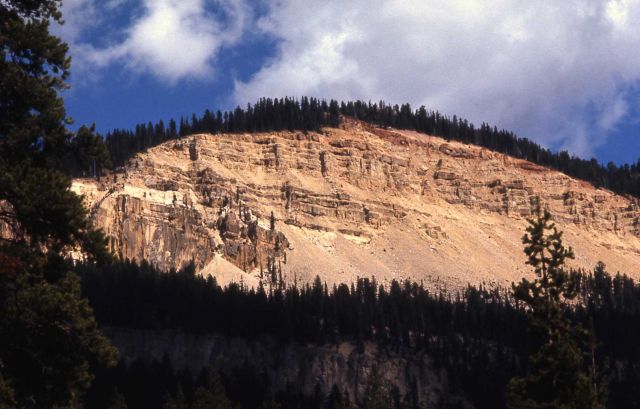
[{"left": 95, "top": 97, "right": 640, "bottom": 199}]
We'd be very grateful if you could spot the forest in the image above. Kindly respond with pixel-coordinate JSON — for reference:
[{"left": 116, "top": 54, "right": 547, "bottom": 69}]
[
  {"left": 75, "top": 259, "right": 640, "bottom": 409},
  {"left": 4, "top": 1, "right": 640, "bottom": 408},
  {"left": 96, "top": 97, "right": 640, "bottom": 198}
]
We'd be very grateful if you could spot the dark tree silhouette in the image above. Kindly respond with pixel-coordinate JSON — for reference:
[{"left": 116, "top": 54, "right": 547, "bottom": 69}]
[{"left": 1, "top": 1, "right": 117, "bottom": 407}]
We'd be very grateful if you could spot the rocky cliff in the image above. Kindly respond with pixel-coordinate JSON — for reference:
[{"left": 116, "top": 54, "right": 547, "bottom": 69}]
[
  {"left": 105, "top": 328, "right": 469, "bottom": 408},
  {"left": 73, "top": 120, "right": 640, "bottom": 287}
]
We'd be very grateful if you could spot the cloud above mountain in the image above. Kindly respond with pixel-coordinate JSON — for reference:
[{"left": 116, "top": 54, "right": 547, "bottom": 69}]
[
  {"left": 59, "top": 0, "right": 640, "bottom": 157},
  {"left": 59, "top": 0, "right": 248, "bottom": 83},
  {"left": 234, "top": 0, "right": 640, "bottom": 156}
]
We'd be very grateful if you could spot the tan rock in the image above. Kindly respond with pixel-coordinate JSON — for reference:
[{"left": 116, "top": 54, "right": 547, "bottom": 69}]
[{"left": 73, "top": 123, "right": 640, "bottom": 288}]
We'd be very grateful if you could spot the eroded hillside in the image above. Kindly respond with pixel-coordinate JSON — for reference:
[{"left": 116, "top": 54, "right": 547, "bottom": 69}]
[{"left": 72, "top": 120, "right": 640, "bottom": 288}]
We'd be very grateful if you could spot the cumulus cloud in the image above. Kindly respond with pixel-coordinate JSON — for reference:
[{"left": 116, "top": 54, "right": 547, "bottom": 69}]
[
  {"left": 56, "top": 0, "right": 97, "bottom": 41},
  {"left": 234, "top": 0, "right": 640, "bottom": 156},
  {"left": 61, "top": 0, "right": 248, "bottom": 83}
]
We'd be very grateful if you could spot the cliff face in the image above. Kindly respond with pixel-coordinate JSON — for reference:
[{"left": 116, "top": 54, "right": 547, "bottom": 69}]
[
  {"left": 105, "top": 328, "right": 469, "bottom": 408},
  {"left": 73, "top": 120, "right": 640, "bottom": 287}
]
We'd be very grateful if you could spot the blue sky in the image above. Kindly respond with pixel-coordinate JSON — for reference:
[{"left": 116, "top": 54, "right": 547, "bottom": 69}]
[{"left": 57, "top": 0, "right": 640, "bottom": 165}]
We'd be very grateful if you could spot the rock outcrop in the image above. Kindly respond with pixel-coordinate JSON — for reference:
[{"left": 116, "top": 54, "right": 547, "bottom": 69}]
[
  {"left": 106, "top": 328, "right": 469, "bottom": 408},
  {"left": 73, "top": 121, "right": 640, "bottom": 287}
]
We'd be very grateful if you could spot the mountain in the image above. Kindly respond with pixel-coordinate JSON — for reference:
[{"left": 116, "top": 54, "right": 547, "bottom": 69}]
[{"left": 72, "top": 118, "right": 640, "bottom": 288}]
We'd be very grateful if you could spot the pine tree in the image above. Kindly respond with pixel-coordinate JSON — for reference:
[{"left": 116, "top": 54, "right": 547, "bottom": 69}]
[
  {"left": 192, "top": 367, "right": 232, "bottom": 409},
  {"left": 163, "top": 385, "right": 189, "bottom": 409},
  {"left": 107, "top": 388, "right": 129, "bottom": 409},
  {"left": 361, "top": 366, "right": 392, "bottom": 409},
  {"left": 0, "top": 374, "right": 16, "bottom": 409},
  {"left": 0, "top": 1, "right": 117, "bottom": 407},
  {"left": 0, "top": 0, "right": 110, "bottom": 263},
  {"left": 506, "top": 205, "right": 605, "bottom": 408},
  {"left": 327, "top": 385, "right": 354, "bottom": 409},
  {"left": 258, "top": 389, "right": 281, "bottom": 409},
  {"left": 69, "top": 124, "right": 112, "bottom": 178},
  {"left": 1, "top": 273, "right": 118, "bottom": 407}
]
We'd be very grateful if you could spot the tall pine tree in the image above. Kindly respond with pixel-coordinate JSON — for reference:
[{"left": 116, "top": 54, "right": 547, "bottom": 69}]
[
  {"left": 192, "top": 367, "right": 232, "bottom": 409},
  {"left": 0, "top": 1, "right": 117, "bottom": 407},
  {"left": 506, "top": 205, "right": 605, "bottom": 408}
]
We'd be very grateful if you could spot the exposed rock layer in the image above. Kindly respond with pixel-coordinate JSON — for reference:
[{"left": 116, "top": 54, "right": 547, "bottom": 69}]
[
  {"left": 106, "top": 328, "right": 469, "bottom": 408},
  {"left": 73, "top": 121, "right": 640, "bottom": 287}
]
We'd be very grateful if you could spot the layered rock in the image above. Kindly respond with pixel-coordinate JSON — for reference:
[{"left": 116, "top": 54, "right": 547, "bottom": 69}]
[
  {"left": 73, "top": 122, "right": 640, "bottom": 287},
  {"left": 106, "top": 328, "right": 468, "bottom": 408}
]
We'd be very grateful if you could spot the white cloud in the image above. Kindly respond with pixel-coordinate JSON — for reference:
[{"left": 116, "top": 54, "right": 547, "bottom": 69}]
[
  {"left": 61, "top": 0, "right": 248, "bottom": 83},
  {"left": 56, "top": 0, "right": 98, "bottom": 41},
  {"left": 234, "top": 0, "right": 640, "bottom": 156}
]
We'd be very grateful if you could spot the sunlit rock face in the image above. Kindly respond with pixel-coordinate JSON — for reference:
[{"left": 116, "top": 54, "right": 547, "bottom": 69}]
[{"left": 73, "top": 120, "right": 640, "bottom": 288}]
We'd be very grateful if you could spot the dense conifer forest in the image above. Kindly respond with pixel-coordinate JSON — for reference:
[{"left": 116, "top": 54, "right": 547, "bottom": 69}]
[
  {"left": 98, "top": 97, "right": 640, "bottom": 198},
  {"left": 7, "top": 1, "right": 640, "bottom": 408},
  {"left": 76, "top": 260, "right": 640, "bottom": 409}
]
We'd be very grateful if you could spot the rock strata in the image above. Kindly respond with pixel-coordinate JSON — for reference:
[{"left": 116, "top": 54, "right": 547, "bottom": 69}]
[{"left": 73, "top": 122, "right": 640, "bottom": 287}]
